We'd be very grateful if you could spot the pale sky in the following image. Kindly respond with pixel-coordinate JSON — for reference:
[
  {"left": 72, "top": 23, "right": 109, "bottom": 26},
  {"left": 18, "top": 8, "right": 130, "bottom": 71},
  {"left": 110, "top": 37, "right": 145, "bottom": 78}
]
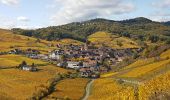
[{"left": 0, "top": 0, "right": 170, "bottom": 29}]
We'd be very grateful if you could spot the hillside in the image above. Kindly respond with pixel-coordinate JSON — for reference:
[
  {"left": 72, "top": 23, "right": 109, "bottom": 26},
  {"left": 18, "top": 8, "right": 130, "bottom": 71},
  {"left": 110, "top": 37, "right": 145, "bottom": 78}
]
[
  {"left": 12, "top": 17, "right": 170, "bottom": 44},
  {"left": 162, "top": 21, "right": 170, "bottom": 26},
  {"left": 88, "top": 32, "right": 139, "bottom": 49},
  {"left": 91, "top": 49, "right": 170, "bottom": 99},
  {"left": 0, "top": 29, "right": 82, "bottom": 53},
  {"left": 0, "top": 17, "right": 170, "bottom": 100}
]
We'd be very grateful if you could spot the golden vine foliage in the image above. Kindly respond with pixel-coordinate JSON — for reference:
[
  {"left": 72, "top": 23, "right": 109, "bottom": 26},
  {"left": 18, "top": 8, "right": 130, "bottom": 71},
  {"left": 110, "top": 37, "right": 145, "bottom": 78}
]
[
  {"left": 89, "top": 78, "right": 135, "bottom": 100},
  {"left": 120, "top": 59, "right": 170, "bottom": 78},
  {"left": 138, "top": 70, "right": 170, "bottom": 100}
]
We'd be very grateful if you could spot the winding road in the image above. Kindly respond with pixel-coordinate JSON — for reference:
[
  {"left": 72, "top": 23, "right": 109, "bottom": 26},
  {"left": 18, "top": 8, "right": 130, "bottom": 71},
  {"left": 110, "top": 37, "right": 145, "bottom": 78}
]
[{"left": 82, "top": 80, "right": 94, "bottom": 100}]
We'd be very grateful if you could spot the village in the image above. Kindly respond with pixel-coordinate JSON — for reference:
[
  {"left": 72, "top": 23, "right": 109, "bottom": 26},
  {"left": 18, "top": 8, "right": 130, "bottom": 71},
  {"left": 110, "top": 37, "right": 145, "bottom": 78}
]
[{"left": 2, "top": 43, "right": 142, "bottom": 78}]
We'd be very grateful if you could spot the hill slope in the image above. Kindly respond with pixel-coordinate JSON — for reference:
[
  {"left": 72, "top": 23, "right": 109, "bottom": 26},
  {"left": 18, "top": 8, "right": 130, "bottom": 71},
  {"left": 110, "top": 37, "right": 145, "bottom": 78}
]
[
  {"left": 0, "top": 29, "right": 83, "bottom": 53},
  {"left": 88, "top": 32, "right": 139, "bottom": 49},
  {"left": 12, "top": 17, "right": 170, "bottom": 43}
]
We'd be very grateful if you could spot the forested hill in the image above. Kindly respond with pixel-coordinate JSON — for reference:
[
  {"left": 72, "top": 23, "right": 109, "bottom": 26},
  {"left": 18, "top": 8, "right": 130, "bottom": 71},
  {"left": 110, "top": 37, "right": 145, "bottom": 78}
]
[
  {"left": 162, "top": 21, "right": 170, "bottom": 26},
  {"left": 12, "top": 17, "right": 170, "bottom": 42}
]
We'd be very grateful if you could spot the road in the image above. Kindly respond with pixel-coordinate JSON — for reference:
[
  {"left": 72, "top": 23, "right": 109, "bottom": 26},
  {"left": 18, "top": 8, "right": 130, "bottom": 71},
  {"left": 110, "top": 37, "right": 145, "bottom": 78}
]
[{"left": 82, "top": 80, "right": 94, "bottom": 100}]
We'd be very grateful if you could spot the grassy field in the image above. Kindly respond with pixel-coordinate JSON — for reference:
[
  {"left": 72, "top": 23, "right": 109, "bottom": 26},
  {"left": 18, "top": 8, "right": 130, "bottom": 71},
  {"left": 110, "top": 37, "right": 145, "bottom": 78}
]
[
  {"left": 0, "top": 54, "right": 47, "bottom": 68},
  {"left": 89, "top": 78, "right": 135, "bottom": 100},
  {"left": 46, "top": 78, "right": 89, "bottom": 100},
  {"left": 88, "top": 32, "right": 139, "bottom": 49},
  {"left": 0, "top": 65, "right": 69, "bottom": 100}
]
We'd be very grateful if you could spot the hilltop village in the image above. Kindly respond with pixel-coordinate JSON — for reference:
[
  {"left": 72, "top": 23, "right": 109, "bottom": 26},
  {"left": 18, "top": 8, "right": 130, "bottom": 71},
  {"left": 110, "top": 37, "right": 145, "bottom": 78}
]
[{"left": 4, "top": 43, "right": 142, "bottom": 78}]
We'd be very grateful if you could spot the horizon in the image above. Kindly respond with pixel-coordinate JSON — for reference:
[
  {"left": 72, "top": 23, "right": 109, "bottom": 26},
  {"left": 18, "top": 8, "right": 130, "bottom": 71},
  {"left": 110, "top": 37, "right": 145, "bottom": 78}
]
[
  {"left": 6, "top": 17, "right": 167, "bottom": 30},
  {"left": 0, "top": 0, "right": 170, "bottom": 29}
]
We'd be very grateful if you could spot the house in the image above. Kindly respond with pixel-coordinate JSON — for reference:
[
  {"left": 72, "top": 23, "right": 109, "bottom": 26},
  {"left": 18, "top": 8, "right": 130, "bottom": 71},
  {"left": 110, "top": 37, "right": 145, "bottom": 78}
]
[
  {"left": 91, "top": 73, "right": 100, "bottom": 79},
  {"left": 49, "top": 52, "right": 60, "bottom": 60},
  {"left": 67, "top": 61, "right": 83, "bottom": 69},
  {"left": 57, "top": 61, "right": 67, "bottom": 67},
  {"left": 37, "top": 54, "right": 48, "bottom": 60},
  {"left": 83, "top": 60, "right": 97, "bottom": 68},
  {"left": 49, "top": 50, "right": 64, "bottom": 60},
  {"left": 80, "top": 72, "right": 90, "bottom": 78},
  {"left": 9, "top": 49, "right": 22, "bottom": 54},
  {"left": 27, "top": 54, "right": 38, "bottom": 59},
  {"left": 22, "top": 65, "right": 37, "bottom": 72},
  {"left": 79, "top": 67, "right": 93, "bottom": 78}
]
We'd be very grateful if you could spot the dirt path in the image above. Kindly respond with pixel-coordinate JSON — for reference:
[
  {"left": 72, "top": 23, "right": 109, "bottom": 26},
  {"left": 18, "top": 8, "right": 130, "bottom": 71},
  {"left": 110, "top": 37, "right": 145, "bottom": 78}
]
[{"left": 82, "top": 80, "right": 94, "bottom": 100}]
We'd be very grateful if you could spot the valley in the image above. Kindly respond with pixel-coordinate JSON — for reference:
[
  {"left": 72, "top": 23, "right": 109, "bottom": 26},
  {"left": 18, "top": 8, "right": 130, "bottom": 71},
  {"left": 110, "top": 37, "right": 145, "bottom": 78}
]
[{"left": 0, "top": 17, "right": 170, "bottom": 100}]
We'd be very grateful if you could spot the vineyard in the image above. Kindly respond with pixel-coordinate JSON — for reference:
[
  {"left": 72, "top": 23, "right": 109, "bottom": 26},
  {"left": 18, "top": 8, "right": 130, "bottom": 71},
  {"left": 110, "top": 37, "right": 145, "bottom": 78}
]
[
  {"left": 123, "top": 58, "right": 156, "bottom": 70},
  {"left": 89, "top": 49, "right": 170, "bottom": 100},
  {"left": 119, "top": 59, "right": 170, "bottom": 78},
  {"left": 138, "top": 70, "right": 170, "bottom": 100},
  {"left": 88, "top": 78, "right": 135, "bottom": 100},
  {"left": 0, "top": 29, "right": 83, "bottom": 54},
  {"left": 160, "top": 49, "right": 170, "bottom": 59},
  {"left": 89, "top": 69, "right": 170, "bottom": 100},
  {"left": 88, "top": 32, "right": 139, "bottom": 49},
  {"left": 0, "top": 65, "right": 68, "bottom": 100},
  {"left": 45, "top": 78, "right": 89, "bottom": 100},
  {"left": 0, "top": 54, "right": 47, "bottom": 68}
]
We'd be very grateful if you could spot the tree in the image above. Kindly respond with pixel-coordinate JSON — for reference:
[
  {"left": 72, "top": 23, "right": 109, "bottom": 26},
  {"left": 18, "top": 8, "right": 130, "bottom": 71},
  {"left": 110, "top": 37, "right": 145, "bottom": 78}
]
[
  {"left": 121, "top": 32, "right": 130, "bottom": 37},
  {"left": 117, "top": 40, "right": 123, "bottom": 47},
  {"left": 35, "top": 38, "right": 41, "bottom": 43},
  {"left": 31, "top": 63, "right": 35, "bottom": 68},
  {"left": 21, "top": 61, "right": 27, "bottom": 66},
  {"left": 148, "top": 35, "right": 159, "bottom": 43},
  {"left": 165, "top": 39, "right": 170, "bottom": 44},
  {"left": 18, "top": 61, "right": 27, "bottom": 69}
]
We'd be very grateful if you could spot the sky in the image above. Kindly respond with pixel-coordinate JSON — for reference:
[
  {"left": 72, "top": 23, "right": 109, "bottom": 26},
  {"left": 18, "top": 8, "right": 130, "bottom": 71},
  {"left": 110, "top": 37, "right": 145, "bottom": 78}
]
[{"left": 0, "top": 0, "right": 170, "bottom": 29}]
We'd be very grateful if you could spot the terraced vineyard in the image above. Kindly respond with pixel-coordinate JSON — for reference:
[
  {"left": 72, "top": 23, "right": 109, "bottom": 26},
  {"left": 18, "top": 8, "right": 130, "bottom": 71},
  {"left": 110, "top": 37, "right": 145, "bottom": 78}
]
[
  {"left": 0, "top": 54, "right": 47, "bottom": 68},
  {"left": 119, "top": 59, "right": 170, "bottom": 78},
  {"left": 123, "top": 58, "right": 156, "bottom": 70},
  {"left": 88, "top": 49, "right": 170, "bottom": 100},
  {"left": 88, "top": 32, "right": 139, "bottom": 49},
  {"left": 138, "top": 70, "right": 170, "bottom": 100},
  {"left": 0, "top": 29, "right": 50, "bottom": 52},
  {"left": 0, "top": 29, "right": 83, "bottom": 54},
  {"left": 0, "top": 29, "right": 170, "bottom": 100},
  {"left": 160, "top": 49, "right": 170, "bottom": 59},
  {"left": 88, "top": 78, "right": 135, "bottom": 100}
]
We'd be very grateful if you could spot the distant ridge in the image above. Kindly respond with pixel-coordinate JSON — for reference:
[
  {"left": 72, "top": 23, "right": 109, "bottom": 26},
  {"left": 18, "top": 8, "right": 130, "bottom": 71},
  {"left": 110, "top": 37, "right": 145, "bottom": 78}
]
[
  {"left": 119, "top": 17, "right": 153, "bottom": 24},
  {"left": 11, "top": 17, "right": 170, "bottom": 42},
  {"left": 162, "top": 21, "right": 170, "bottom": 26}
]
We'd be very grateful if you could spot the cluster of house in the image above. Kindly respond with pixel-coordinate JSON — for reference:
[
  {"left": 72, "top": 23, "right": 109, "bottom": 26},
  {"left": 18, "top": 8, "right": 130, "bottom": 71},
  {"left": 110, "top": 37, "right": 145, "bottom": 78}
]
[
  {"left": 9, "top": 44, "right": 142, "bottom": 78},
  {"left": 47, "top": 44, "right": 141, "bottom": 78}
]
